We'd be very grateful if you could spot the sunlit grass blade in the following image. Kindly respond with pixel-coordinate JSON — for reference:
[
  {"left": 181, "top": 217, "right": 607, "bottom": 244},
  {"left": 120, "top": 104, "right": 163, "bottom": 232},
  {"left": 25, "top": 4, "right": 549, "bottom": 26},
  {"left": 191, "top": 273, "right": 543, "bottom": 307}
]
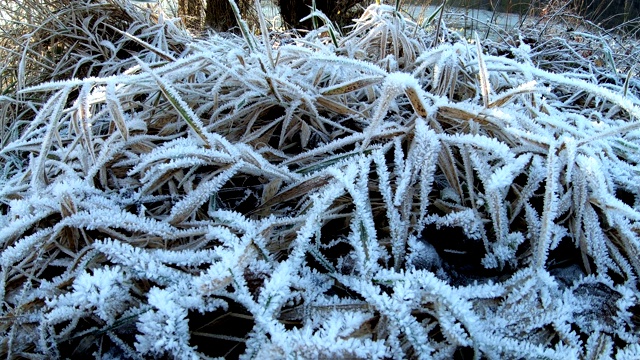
[{"left": 475, "top": 32, "right": 491, "bottom": 108}]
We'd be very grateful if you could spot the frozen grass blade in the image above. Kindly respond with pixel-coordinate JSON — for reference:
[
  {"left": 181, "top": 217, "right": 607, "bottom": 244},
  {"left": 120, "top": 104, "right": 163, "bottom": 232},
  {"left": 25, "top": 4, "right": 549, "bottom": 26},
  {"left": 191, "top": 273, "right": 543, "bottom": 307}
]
[
  {"left": 622, "top": 65, "right": 635, "bottom": 98},
  {"left": 254, "top": 0, "right": 274, "bottom": 69},
  {"left": 30, "top": 86, "right": 71, "bottom": 187},
  {"left": 312, "top": 0, "right": 318, "bottom": 30},
  {"left": 105, "top": 82, "right": 129, "bottom": 141},
  {"left": 76, "top": 81, "right": 97, "bottom": 167},
  {"left": 167, "top": 163, "right": 241, "bottom": 224},
  {"left": 135, "top": 57, "right": 212, "bottom": 148},
  {"left": 488, "top": 80, "right": 538, "bottom": 108},
  {"left": 228, "top": 0, "right": 256, "bottom": 52},
  {"left": 108, "top": 25, "right": 177, "bottom": 62}
]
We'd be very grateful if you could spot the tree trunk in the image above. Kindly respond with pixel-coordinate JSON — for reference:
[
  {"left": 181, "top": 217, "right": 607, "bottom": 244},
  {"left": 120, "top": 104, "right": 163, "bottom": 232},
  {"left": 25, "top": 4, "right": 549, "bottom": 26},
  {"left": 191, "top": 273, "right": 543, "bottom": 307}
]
[
  {"left": 278, "top": 0, "right": 366, "bottom": 30},
  {"left": 178, "top": 0, "right": 205, "bottom": 30},
  {"left": 204, "top": 0, "right": 237, "bottom": 32},
  {"left": 278, "top": 0, "right": 309, "bottom": 29}
]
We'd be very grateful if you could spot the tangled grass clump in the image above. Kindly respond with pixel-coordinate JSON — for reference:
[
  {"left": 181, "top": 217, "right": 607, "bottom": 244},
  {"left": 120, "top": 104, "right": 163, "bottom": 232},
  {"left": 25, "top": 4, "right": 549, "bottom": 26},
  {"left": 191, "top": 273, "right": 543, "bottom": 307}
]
[{"left": 1, "top": 0, "right": 640, "bottom": 358}]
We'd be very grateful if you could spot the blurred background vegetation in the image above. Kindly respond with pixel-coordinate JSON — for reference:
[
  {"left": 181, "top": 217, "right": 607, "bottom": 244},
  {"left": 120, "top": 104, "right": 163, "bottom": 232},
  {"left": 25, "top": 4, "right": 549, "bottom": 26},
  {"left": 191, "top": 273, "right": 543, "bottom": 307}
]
[{"left": 172, "top": 0, "right": 639, "bottom": 35}]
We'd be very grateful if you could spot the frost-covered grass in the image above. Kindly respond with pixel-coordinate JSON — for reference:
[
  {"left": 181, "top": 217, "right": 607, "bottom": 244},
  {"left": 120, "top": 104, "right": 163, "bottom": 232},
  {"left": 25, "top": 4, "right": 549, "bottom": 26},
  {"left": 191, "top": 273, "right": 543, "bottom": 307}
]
[{"left": 1, "top": 0, "right": 640, "bottom": 358}]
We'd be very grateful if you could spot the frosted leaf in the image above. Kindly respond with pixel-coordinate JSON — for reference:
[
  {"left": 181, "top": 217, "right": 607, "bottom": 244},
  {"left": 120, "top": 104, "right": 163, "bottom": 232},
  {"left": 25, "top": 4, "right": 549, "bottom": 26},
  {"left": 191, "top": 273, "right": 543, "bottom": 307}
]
[
  {"left": 533, "top": 142, "right": 563, "bottom": 268},
  {"left": 167, "top": 163, "right": 241, "bottom": 224},
  {"left": 486, "top": 154, "right": 530, "bottom": 193},
  {"left": 412, "top": 118, "right": 441, "bottom": 226},
  {"left": 57, "top": 208, "right": 184, "bottom": 239},
  {"left": 93, "top": 239, "right": 191, "bottom": 286},
  {"left": 425, "top": 208, "right": 485, "bottom": 241},
  {"left": 135, "top": 287, "right": 199, "bottom": 359},
  {"left": 372, "top": 147, "right": 410, "bottom": 270},
  {"left": 45, "top": 266, "right": 132, "bottom": 325},
  {"left": 407, "top": 236, "right": 442, "bottom": 272},
  {"left": 443, "top": 133, "right": 513, "bottom": 161}
]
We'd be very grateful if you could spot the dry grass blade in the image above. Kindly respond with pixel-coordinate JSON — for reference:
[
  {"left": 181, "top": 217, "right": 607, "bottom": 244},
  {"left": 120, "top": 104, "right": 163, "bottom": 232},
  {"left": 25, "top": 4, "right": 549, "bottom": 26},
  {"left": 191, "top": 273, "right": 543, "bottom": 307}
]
[
  {"left": 316, "top": 96, "right": 361, "bottom": 115},
  {"left": 29, "top": 86, "right": 71, "bottom": 187},
  {"left": 320, "top": 76, "right": 384, "bottom": 95},
  {"left": 403, "top": 85, "right": 428, "bottom": 117},
  {"left": 252, "top": 174, "right": 332, "bottom": 215},
  {"left": 254, "top": 0, "right": 274, "bottom": 69},
  {"left": 488, "top": 80, "right": 538, "bottom": 108},
  {"left": 105, "top": 82, "right": 129, "bottom": 141}
]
